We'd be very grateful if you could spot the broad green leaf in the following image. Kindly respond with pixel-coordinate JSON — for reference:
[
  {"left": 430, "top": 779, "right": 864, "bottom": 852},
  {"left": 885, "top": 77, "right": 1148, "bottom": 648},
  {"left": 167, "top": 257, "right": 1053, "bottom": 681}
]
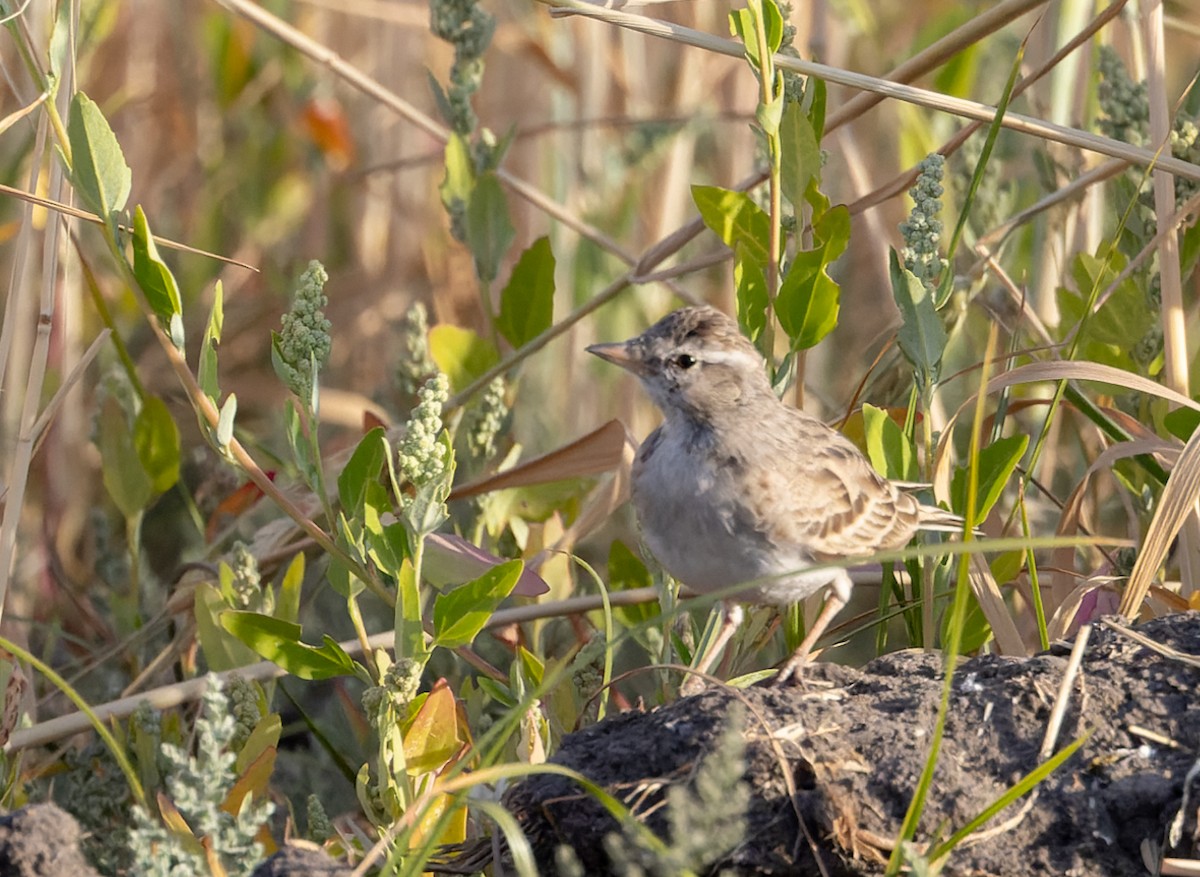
[
  {"left": 774, "top": 206, "right": 848, "bottom": 351},
  {"left": 496, "top": 236, "right": 555, "bottom": 348},
  {"left": 692, "top": 185, "right": 771, "bottom": 268},
  {"left": 397, "top": 559, "right": 428, "bottom": 662},
  {"left": 775, "top": 263, "right": 838, "bottom": 351},
  {"left": 221, "top": 611, "right": 358, "bottom": 679},
  {"left": 402, "top": 682, "right": 464, "bottom": 775},
  {"left": 338, "top": 427, "right": 387, "bottom": 517},
  {"left": 951, "top": 434, "right": 1029, "bottom": 521},
  {"left": 277, "top": 552, "right": 305, "bottom": 625},
  {"left": 199, "top": 281, "right": 224, "bottom": 402},
  {"left": 465, "top": 172, "right": 514, "bottom": 284},
  {"left": 1164, "top": 407, "right": 1200, "bottom": 442},
  {"left": 131, "top": 206, "right": 183, "bottom": 328},
  {"left": 733, "top": 243, "right": 768, "bottom": 343},
  {"left": 134, "top": 395, "right": 180, "bottom": 495},
  {"left": 432, "top": 559, "right": 523, "bottom": 649},
  {"left": 862, "top": 403, "right": 917, "bottom": 481},
  {"left": 67, "top": 92, "right": 131, "bottom": 230},
  {"left": 889, "top": 247, "right": 947, "bottom": 385},
  {"left": 439, "top": 132, "right": 474, "bottom": 211},
  {"left": 99, "top": 398, "right": 151, "bottom": 518},
  {"left": 194, "top": 582, "right": 260, "bottom": 671},
  {"left": 428, "top": 324, "right": 499, "bottom": 393},
  {"left": 780, "top": 101, "right": 822, "bottom": 211}
]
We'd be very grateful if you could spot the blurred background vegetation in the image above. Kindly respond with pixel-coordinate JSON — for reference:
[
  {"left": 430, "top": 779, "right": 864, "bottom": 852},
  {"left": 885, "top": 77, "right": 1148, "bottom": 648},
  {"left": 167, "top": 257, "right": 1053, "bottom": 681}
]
[{"left": 1, "top": 0, "right": 1199, "bottom": 872}]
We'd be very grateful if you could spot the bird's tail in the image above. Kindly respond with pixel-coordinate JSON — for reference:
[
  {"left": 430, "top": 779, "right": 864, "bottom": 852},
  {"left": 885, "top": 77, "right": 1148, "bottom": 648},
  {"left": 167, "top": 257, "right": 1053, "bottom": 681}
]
[{"left": 916, "top": 504, "right": 975, "bottom": 534}]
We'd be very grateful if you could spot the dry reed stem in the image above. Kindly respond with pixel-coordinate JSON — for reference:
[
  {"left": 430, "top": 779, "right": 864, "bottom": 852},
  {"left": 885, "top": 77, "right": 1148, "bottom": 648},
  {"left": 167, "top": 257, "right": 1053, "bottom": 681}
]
[
  {"left": 537, "top": 0, "right": 1200, "bottom": 183},
  {"left": 3, "top": 587, "right": 660, "bottom": 752}
]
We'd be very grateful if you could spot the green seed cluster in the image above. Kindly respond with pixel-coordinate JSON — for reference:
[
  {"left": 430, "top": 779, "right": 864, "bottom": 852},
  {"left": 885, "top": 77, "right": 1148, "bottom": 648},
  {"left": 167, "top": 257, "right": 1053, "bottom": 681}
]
[
  {"left": 398, "top": 373, "right": 450, "bottom": 487},
  {"left": 900, "top": 154, "right": 946, "bottom": 295},
  {"left": 395, "top": 301, "right": 437, "bottom": 398},
  {"left": 276, "top": 260, "right": 332, "bottom": 403},
  {"left": 464, "top": 376, "right": 508, "bottom": 463},
  {"left": 430, "top": 0, "right": 495, "bottom": 137}
]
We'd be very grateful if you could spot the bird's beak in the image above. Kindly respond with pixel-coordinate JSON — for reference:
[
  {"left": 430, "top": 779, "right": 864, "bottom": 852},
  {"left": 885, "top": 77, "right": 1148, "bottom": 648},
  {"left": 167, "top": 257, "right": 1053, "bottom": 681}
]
[{"left": 586, "top": 341, "right": 646, "bottom": 375}]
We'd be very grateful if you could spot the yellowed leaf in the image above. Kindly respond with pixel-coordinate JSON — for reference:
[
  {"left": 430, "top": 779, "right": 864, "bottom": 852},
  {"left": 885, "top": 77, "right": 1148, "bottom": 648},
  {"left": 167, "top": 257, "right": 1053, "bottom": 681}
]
[{"left": 402, "top": 679, "right": 464, "bottom": 776}]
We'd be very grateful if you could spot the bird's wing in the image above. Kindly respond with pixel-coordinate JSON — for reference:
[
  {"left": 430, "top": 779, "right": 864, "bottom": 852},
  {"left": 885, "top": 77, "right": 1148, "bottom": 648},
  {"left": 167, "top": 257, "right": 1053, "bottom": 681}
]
[{"left": 749, "top": 410, "right": 922, "bottom": 560}]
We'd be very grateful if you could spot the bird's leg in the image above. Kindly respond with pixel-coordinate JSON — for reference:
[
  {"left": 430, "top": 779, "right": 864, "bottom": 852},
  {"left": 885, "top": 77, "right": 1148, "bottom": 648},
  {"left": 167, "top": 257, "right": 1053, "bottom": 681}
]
[
  {"left": 681, "top": 601, "right": 743, "bottom": 694},
  {"left": 774, "top": 581, "right": 848, "bottom": 686}
]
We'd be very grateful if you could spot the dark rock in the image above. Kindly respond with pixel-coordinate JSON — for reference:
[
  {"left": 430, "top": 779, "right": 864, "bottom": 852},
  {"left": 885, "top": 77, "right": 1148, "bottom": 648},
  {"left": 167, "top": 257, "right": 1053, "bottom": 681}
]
[
  {"left": 250, "top": 843, "right": 351, "bottom": 877},
  {"left": 442, "top": 613, "right": 1200, "bottom": 876},
  {"left": 0, "top": 803, "right": 100, "bottom": 877}
]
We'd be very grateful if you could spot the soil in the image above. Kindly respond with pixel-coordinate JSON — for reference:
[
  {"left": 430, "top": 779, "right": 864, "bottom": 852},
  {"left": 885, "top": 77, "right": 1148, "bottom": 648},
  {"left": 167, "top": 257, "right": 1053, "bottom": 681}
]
[
  {"left": 0, "top": 804, "right": 99, "bottom": 877},
  {"left": 453, "top": 612, "right": 1200, "bottom": 876}
]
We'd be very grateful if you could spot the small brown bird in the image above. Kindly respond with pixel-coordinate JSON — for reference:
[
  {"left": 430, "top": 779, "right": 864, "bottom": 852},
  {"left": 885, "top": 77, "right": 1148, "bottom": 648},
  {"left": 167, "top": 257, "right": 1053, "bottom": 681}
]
[{"left": 588, "top": 305, "right": 963, "bottom": 684}]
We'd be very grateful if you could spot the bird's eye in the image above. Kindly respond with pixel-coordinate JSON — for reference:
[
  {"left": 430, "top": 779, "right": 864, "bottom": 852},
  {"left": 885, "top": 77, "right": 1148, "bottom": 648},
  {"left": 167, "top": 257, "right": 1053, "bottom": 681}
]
[{"left": 674, "top": 353, "right": 697, "bottom": 370}]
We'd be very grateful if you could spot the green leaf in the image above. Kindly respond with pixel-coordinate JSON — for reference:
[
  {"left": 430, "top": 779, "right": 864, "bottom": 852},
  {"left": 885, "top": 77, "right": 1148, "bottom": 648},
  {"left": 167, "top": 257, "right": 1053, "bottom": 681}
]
[
  {"left": 889, "top": 248, "right": 947, "bottom": 385},
  {"left": 692, "top": 185, "right": 771, "bottom": 268},
  {"left": 133, "top": 395, "right": 181, "bottom": 495},
  {"left": 780, "top": 101, "right": 822, "bottom": 211},
  {"left": 199, "top": 282, "right": 223, "bottom": 403},
  {"left": 951, "top": 434, "right": 1028, "bottom": 521},
  {"left": 99, "top": 398, "right": 152, "bottom": 518},
  {"left": 428, "top": 324, "right": 499, "bottom": 393},
  {"left": 338, "top": 427, "right": 387, "bottom": 517},
  {"left": 465, "top": 172, "right": 515, "bottom": 284},
  {"left": 733, "top": 243, "right": 769, "bottom": 343},
  {"left": 862, "top": 403, "right": 917, "bottom": 481},
  {"left": 728, "top": 0, "right": 783, "bottom": 66},
  {"left": 277, "top": 552, "right": 305, "bottom": 625},
  {"left": 439, "top": 132, "right": 474, "bottom": 211},
  {"left": 397, "top": 559, "right": 428, "bottom": 662},
  {"left": 131, "top": 206, "right": 183, "bottom": 328},
  {"left": 1164, "top": 407, "right": 1200, "bottom": 442},
  {"left": 432, "top": 559, "right": 523, "bottom": 649},
  {"left": 496, "top": 236, "right": 555, "bottom": 348},
  {"left": 67, "top": 92, "right": 131, "bottom": 230},
  {"left": 194, "top": 583, "right": 261, "bottom": 672},
  {"left": 774, "top": 205, "right": 848, "bottom": 351},
  {"left": 221, "top": 611, "right": 359, "bottom": 680}
]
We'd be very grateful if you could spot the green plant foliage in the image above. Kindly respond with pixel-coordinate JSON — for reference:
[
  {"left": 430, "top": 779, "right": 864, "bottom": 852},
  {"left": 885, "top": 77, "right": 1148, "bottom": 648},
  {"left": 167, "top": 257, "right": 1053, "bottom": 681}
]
[
  {"left": 220, "top": 613, "right": 361, "bottom": 680},
  {"left": 133, "top": 395, "right": 181, "bottom": 495},
  {"left": 432, "top": 559, "right": 523, "bottom": 649},
  {"left": 497, "top": 236, "right": 556, "bottom": 348},
  {"left": 733, "top": 243, "right": 769, "bottom": 342},
  {"left": 951, "top": 434, "right": 1029, "bottom": 521},
  {"left": 429, "top": 323, "right": 500, "bottom": 393},
  {"left": 98, "top": 397, "right": 153, "bottom": 519},
  {"left": 862, "top": 403, "right": 917, "bottom": 482},
  {"left": 774, "top": 203, "right": 848, "bottom": 351},
  {"left": 66, "top": 92, "right": 131, "bottom": 233},
  {"left": 466, "top": 172, "right": 515, "bottom": 285},
  {"left": 889, "top": 247, "right": 948, "bottom": 387},
  {"left": 131, "top": 206, "right": 184, "bottom": 345},
  {"left": 779, "top": 100, "right": 822, "bottom": 210},
  {"left": 692, "top": 185, "right": 772, "bottom": 267}
]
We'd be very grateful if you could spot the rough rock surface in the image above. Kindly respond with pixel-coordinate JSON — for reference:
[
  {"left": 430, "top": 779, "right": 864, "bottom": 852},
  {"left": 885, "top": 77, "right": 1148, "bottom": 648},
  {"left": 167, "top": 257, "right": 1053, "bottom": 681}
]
[
  {"left": 250, "top": 843, "right": 352, "bottom": 876},
  {"left": 0, "top": 803, "right": 100, "bottom": 877},
  {"left": 466, "top": 613, "right": 1200, "bottom": 876}
]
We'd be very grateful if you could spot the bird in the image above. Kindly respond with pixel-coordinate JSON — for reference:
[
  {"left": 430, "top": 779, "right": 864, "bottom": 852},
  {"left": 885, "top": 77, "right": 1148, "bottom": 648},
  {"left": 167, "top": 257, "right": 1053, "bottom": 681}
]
[{"left": 587, "top": 305, "right": 964, "bottom": 685}]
